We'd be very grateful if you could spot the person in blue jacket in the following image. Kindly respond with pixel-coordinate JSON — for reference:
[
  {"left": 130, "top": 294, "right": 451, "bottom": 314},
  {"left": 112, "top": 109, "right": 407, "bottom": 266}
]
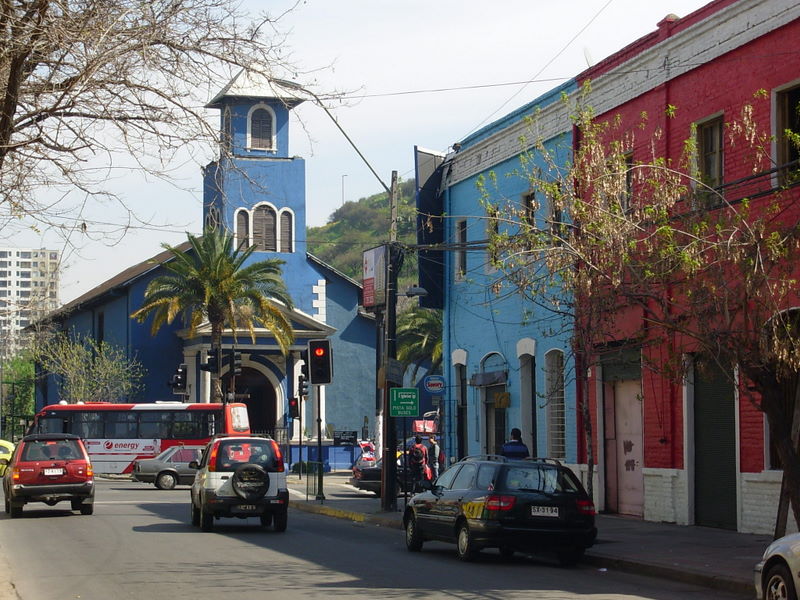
[{"left": 500, "top": 428, "right": 530, "bottom": 459}]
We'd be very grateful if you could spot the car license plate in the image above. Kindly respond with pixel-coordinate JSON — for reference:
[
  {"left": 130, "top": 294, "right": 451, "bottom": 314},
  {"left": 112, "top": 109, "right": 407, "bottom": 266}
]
[
  {"left": 43, "top": 468, "right": 64, "bottom": 476},
  {"left": 531, "top": 505, "right": 559, "bottom": 517},
  {"left": 237, "top": 504, "right": 257, "bottom": 511}
]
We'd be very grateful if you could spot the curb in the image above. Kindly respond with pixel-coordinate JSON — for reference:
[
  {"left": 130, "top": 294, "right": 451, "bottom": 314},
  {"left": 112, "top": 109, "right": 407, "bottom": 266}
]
[
  {"left": 288, "top": 499, "right": 403, "bottom": 529},
  {"left": 581, "top": 554, "right": 752, "bottom": 597},
  {"left": 287, "top": 498, "right": 752, "bottom": 597}
]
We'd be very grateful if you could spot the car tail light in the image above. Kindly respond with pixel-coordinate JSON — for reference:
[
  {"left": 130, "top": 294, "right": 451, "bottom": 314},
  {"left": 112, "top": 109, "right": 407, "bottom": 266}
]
[
  {"left": 208, "top": 443, "right": 219, "bottom": 472},
  {"left": 270, "top": 440, "right": 285, "bottom": 472},
  {"left": 485, "top": 495, "right": 516, "bottom": 511},
  {"left": 12, "top": 467, "right": 20, "bottom": 482},
  {"left": 577, "top": 499, "right": 596, "bottom": 515},
  {"left": 86, "top": 463, "right": 94, "bottom": 478}
]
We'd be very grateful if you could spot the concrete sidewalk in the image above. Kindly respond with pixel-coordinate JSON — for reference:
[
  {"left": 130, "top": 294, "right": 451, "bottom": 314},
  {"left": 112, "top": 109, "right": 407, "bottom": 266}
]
[{"left": 287, "top": 471, "right": 770, "bottom": 597}]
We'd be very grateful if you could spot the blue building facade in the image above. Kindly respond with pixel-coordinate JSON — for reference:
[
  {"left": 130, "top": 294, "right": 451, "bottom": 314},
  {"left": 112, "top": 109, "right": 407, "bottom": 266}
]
[
  {"left": 416, "top": 81, "right": 579, "bottom": 466},
  {"left": 37, "top": 72, "right": 377, "bottom": 454}
]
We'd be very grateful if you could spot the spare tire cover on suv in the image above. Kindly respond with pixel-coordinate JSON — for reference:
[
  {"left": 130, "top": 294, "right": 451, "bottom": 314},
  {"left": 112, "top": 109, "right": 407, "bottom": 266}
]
[{"left": 231, "top": 464, "right": 269, "bottom": 501}]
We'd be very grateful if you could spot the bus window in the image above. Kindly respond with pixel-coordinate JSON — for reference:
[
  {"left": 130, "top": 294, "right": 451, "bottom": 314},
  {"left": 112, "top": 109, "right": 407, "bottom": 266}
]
[
  {"left": 139, "top": 411, "right": 171, "bottom": 439},
  {"left": 172, "top": 411, "right": 204, "bottom": 439},
  {"left": 74, "top": 411, "right": 104, "bottom": 438},
  {"left": 39, "top": 415, "right": 68, "bottom": 434},
  {"left": 105, "top": 411, "right": 138, "bottom": 438}
]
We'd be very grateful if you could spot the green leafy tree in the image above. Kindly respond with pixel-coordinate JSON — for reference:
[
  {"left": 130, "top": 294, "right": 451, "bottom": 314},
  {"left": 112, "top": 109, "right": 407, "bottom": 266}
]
[
  {"left": 307, "top": 178, "right": 418, "bottom": 289},
  {"left": 131, "top": 227, "right": 294, "bottom": 403},
  {"left": 35, "top": 334, "right": 144, "bottom": 403},
  {"left": 1, "top": 352, "right": 36, "bottom": 419},
  {"left": 396, "top": 307, "right": 443, "bottom": 383}
]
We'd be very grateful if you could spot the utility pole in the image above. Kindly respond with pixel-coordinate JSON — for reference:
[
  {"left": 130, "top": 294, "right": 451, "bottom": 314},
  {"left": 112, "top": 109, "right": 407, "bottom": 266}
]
[{"left": 381, "top": 171, "right": 400, "bottom": 512}]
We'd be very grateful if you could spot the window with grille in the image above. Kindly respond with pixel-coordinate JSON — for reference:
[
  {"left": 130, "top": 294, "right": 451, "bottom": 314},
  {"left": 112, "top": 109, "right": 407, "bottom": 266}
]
[
  {"left": 252, "top": 206, "right": 277, "bottom": 251},
  {"left": 486, "top": 207, "right": 499, "bottom": 271},
  {"left": 455, "top": 219, "right": 467, "bottom": 281},
  {"left": 250, "top": 108, "right": 273, "bottom": 150},
  {"left": 236, "top": 211, "right": 249, "bottom": 250},
  {"left": 280, "top": 212, "right": 293, "bottom": 253},
  {"left": 777, "top": 85, "right": 800, "bottom": 185},
  {"left": 545, "top": 349, "right": 566, "bottom": 459}
]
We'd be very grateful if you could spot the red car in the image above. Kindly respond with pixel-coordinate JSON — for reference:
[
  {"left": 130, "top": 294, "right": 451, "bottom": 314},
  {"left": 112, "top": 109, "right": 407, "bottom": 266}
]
[{"left": 1, "top": 433, "right": 95, "bottom": 517}]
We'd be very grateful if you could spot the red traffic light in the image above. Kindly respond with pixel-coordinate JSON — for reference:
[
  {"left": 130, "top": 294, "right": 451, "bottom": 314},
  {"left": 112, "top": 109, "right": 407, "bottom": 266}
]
[{"left": 307, "top": 339, "right": 332, "bottom": 384}]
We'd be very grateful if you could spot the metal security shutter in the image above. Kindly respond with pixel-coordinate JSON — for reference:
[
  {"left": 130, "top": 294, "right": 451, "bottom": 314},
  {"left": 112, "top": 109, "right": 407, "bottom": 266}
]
[
  {"left": 280, "top": 212, "right": 292, "bottom": 252},
  {"left": 694, "top": 362, "right": 737, "bottom": 529}
]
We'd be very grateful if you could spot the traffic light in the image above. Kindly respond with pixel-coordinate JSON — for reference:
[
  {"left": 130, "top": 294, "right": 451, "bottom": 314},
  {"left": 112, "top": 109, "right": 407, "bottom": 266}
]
[
  {"left": 299, "top": 349, "right": 309, "bottom": 379},
  {"left": 230, "top": 350, "right": 242, "bottom": 376},
  {"left": 308, "top": 339, "right": 332, "bottom": 384},
  {"left": 200, "top": 348, "right": 219, "bottom": 373},
  {"left": 169, "top": 364, "right": 187, "bottom": 393},
  {"left": 288, "top": 397, "right": 300, "bottom": 419},
  {"left": 298, "top": 375, "right": 309, "bottom": 397}
]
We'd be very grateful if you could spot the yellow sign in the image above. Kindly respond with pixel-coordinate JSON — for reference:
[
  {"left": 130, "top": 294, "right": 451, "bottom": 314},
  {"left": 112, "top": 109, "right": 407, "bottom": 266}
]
[{"left": 493, "top": 391, "right": 510, "bottom": 408}]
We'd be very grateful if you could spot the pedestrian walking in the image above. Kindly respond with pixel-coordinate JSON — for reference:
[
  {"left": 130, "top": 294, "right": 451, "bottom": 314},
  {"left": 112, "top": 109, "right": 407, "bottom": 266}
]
[
  {"left": 428, "top": 435, "right": 444, "bottom": 480},
  {"left": 409, "top": 435, "right": 429, "bottom": 491},
  {"left": 500, "top": 428, "right": 530, "bottom": 459}
]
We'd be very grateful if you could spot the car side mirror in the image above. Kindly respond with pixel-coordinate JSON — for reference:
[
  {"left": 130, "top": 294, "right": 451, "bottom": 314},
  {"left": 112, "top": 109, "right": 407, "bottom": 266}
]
[
  {"left": 188, "top": 460, "right": 199, "bottom": 469},
  {"left": 432, "top": 484, "right": 444, "bottom": 496},
  {"left": 0, "top": 458, "right": 7, "bottom": 466}
]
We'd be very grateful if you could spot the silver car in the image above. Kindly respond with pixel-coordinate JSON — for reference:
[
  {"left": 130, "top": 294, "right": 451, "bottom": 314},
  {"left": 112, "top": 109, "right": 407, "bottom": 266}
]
[
  {"left": 755, "top": 532, "right": 800, "bottom": 600},
  {"left": 132, "top": 445, "right": 204, "bottom": 490}
]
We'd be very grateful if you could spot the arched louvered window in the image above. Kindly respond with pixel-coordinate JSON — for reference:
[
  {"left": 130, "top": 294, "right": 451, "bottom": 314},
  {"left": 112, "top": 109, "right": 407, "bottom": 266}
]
[
  {"left": 251, "top": 108, "right": 273, "bottom": 150},
  {"left": 253, "top": 205, "right": 277, "bottom": 251},
  {"left": 236, "top": 211, "right": 250, "bottom": 250},
  {"left": 280, "top": 212, "right": 293, "bottom": 253}
]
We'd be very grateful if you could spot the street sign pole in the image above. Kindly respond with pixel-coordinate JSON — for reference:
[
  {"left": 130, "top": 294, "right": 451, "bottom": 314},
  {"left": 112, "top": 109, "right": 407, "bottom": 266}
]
[{"left": 315, "top": 383, "right": 325, "bottom": 501}]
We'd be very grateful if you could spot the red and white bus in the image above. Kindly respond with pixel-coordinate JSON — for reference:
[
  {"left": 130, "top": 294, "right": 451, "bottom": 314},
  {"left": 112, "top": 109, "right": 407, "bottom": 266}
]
[{"left": 28, "top": 401, "right": 250, "bottom": 474}]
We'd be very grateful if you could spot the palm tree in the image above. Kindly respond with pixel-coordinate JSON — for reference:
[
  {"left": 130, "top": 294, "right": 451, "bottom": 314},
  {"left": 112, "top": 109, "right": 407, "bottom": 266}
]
[
  {"left": 131, "top": 227, "right": 294, "bottom": 402},
  {"left": 396, "top": 307, "right": 443, "bottom": 383}
]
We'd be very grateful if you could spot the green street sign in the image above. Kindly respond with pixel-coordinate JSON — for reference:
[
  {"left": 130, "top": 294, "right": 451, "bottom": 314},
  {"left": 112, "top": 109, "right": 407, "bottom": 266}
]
[{"left": 389, "top": 387, "right": 419, "bottom": 417}]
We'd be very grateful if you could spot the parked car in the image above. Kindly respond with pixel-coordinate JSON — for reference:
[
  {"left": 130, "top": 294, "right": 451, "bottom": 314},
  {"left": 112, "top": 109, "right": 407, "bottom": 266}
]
[
  {"left": 0, "top": 439, "right": 14, "bottom": 477},
  {"left": 403, "top": 456, "right": 596, "bottom": 564},
  {"left": 351, "top": 452, "right": 439, "bottom": 496},
  {"left": 755, "top": 532, "right": 800, "bottom": 600},
  {"left": 132, "top": 445, "right": 204, "bottom": 489},
  {"left": 189, "top": 434, "right": 288, "bottom": 532},
  {"left": 1, "top": 433, "right": 95, "bottom": 517},
  {"left": 352, "top": 440, "right": 376, "bottom": 471}
]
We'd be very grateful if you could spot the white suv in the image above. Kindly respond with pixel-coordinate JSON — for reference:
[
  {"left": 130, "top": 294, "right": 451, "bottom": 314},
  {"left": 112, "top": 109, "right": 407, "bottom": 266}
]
[{"left": 189, "top": 435, "right": 288, "bottom": 532}]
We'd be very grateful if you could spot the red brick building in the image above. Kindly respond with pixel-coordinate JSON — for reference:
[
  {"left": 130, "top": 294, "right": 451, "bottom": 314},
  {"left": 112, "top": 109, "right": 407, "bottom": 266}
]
[{"left": 572, "top": 0, "right": 800, "bottom": 533}]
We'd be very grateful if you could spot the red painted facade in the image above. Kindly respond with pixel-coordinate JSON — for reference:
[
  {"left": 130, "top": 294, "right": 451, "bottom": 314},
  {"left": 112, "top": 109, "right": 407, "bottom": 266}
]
[{"left": 573, "top": 0, "right": 800, "bottom": 518}]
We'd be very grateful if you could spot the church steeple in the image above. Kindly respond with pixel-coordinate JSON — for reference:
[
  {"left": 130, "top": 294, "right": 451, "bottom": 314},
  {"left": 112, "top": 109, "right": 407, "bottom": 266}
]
[
  {"left": 206, "top": 70, "right": 304, "bottom": 160},
  {"left": 203, "top": 70, "right": 306, "bottom": 256}
]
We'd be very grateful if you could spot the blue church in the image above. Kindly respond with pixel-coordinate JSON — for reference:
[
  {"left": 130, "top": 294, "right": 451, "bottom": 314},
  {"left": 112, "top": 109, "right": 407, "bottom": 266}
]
[{"left": 37, "top": 71, "right": 377, "bottom": 456}]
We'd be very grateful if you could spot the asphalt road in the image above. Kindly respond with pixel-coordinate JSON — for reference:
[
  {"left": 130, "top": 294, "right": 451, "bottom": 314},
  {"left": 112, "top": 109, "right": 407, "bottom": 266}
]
[{"left": 0, "top": 480, "right": 748, "bottom": 600}]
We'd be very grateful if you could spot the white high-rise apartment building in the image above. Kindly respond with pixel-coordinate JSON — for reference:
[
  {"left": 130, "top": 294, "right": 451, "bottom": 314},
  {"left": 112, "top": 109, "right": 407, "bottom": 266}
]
[{"left": 0, "top": 248, "right": 60, "bottom": 357}]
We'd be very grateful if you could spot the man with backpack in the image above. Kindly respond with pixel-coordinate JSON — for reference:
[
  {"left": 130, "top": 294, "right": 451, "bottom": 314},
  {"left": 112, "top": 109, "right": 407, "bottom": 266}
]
[{"left": 408, "top": 435, "right": 429, "bottom": 491}]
